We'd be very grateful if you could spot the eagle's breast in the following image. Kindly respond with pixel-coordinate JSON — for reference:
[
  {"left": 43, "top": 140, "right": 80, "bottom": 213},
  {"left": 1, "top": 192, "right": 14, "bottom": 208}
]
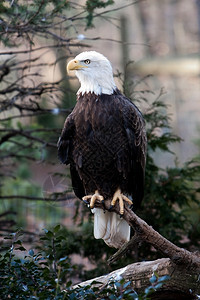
[{"left": 71, "top": 92, "right": 129, "bottom": 197}]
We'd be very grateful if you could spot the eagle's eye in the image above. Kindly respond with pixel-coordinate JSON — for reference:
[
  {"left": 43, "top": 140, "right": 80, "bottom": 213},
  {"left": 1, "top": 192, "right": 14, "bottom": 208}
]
[{"left": 84, "top": 59, "right": 91, "bottom": 65}]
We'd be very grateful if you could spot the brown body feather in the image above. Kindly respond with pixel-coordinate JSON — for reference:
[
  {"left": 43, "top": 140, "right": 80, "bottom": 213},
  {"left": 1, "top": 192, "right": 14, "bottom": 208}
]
[{"left": 58, "top": 89, "right": 146, "bottom": 210}]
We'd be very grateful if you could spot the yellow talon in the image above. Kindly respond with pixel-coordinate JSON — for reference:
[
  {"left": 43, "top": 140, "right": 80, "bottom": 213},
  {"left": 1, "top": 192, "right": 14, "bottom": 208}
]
[
  {"left": 110, "top": 189, "right": 132, "bottom": 215},
  {"left": 82, "top": 190, "right": 104, "bottom": 208}
]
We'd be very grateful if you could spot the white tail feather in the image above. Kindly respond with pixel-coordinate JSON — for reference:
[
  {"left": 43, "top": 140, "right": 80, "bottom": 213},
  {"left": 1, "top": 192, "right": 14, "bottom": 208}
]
[{"left": 92, "top": 208, "right": 130, "bottom": 249}]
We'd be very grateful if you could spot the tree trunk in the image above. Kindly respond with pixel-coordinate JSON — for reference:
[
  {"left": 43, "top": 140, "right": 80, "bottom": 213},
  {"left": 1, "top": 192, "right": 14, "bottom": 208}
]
[{"left": 74, "top": 258, "right": 200, "bottom": 299}]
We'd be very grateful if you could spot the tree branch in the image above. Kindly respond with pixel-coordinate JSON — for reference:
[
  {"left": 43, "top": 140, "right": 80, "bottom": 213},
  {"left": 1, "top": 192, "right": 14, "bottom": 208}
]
[
  {"left": 92, "top": 200, "right": 200, "bottom": 271},
  {"left": 0, "top": 129, "right": 57, "bottom": 148},
  {"left": 107, "top": 233, "right": 141, "bottom": 265},
  {"left": 0, "top": 194, "right": 75, "bottom": 202}
]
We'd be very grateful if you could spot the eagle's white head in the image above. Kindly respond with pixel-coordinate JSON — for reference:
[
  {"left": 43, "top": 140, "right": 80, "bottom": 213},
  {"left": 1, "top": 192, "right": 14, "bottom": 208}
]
[{"left": 67, "top": 51, "right": 117, "bottom": 95}]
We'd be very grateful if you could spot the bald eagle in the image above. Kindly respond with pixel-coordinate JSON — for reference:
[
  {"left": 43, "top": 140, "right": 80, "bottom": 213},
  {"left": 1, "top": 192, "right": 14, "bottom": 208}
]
[{"left": 58, "top": 51, "right": 147, "bottom": 249}]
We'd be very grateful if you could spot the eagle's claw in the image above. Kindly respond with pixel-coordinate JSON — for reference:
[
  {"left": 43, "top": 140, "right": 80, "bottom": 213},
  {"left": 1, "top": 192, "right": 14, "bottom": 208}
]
[
  {"left": 83, "top": 199, "right": 89, "bottom": 205},
  {"left": 82, "top": 190, "right": 104, "bottom": 209},
  {"left": 108, "top": 205, "right": 114, "bottom": 211},
  {"left": 110, "top": 189, "right": 133, "bottom": 215}
]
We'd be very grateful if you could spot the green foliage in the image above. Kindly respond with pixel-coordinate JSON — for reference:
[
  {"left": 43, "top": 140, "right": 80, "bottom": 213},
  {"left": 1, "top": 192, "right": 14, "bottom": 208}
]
[
  {"left": 0, "top": 0, "right": 115, "bottom": 46},
  {"left": 0, "top": 0, "right": 70, "bottom": 46},
  {"left": 85, "top": 0, "right": 114, "bottom": 27},
  {"left": 0, "top": 227, "right": 170, "bottom": 299},
  {"left": 128, "top": 85, "right": 200, "bottom": 259},
  {"left": 143, "top": 273, "right": 170, "bottom": 299},
  {"left": 144, "top": 101, "right": 200, "bottom": 239},
  {"left": 0, "top": 227, "right": 73, "bottom": 299}
]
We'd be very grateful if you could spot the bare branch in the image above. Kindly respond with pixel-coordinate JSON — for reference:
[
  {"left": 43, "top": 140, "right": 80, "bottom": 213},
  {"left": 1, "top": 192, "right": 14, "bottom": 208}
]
[
  {"left": 0, "top": 194, "right": 75, "bottom": 202},
  {"left": 0, "top": 129, "right": 57, "bottom": 147}
]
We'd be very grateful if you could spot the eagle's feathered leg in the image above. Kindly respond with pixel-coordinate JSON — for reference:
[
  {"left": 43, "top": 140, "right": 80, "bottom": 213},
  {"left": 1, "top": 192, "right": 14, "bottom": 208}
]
[
  {"left": 110, "top": 189, "right": 133, "bottom": 216},
  {"left": 82, "top": 190, "right": 104, "bottom": 208}
]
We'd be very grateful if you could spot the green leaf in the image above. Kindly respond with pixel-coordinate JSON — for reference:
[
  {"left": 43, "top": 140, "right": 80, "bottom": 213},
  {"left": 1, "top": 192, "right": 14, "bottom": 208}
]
[
  {"left": 158, "top": 275, "right": 170, "bottom": 282},
  {"left": 149, "top": 274, "right": 157, "bottom": 284},
  {"left": 53, "top": 224, "right": 61, "bottom": 233}
]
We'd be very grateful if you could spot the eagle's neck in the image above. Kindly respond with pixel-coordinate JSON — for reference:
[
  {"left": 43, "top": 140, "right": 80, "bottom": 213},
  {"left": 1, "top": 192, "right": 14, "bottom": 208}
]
[{"left": 75, "top": 69, "right": 116, "bottom": 96}]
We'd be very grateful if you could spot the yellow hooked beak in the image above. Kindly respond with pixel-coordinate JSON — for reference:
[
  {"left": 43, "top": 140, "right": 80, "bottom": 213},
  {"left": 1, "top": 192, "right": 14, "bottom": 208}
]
[{"left": 67, "top": 59, "right": 88, "bottom": 73}]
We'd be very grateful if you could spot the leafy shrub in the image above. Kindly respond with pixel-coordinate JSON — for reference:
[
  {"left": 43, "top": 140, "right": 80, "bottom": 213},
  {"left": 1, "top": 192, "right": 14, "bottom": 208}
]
[{"left": 0, "top": 226, "right": 170, "bottom": 300}]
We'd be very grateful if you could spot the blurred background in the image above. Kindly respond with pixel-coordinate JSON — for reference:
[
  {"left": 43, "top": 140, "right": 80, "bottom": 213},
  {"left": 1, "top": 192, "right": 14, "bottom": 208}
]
[{"left": 0, "top": 0, "right": 199, "bottom": 282}]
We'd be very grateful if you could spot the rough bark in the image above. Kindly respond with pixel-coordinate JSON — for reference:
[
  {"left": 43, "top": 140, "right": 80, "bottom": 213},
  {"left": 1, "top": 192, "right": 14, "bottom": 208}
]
[{"left": 74, "top": 258, "right": 200, "bottom": 299}]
